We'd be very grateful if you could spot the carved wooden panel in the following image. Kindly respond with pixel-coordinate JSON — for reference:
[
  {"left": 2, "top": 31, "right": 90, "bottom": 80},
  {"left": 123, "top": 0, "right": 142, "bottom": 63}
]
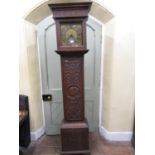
[{"left": 61, "top": 56, "right": 84, "bottom": 121}]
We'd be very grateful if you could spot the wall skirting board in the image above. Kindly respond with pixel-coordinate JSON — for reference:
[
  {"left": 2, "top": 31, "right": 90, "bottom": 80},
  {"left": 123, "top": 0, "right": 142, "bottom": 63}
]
[
  {"left": 31, "top": 126, "right": 45, "bottom": 141},
  {"left": 31, "top": 125, "right": 133, "bottom": 141},
  {"left": 99, "top": 126, "right": 133, "bottom": 141}
]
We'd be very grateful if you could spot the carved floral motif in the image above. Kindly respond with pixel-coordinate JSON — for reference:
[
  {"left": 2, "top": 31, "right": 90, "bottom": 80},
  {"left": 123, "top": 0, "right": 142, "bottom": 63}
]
[{"left": 62, "top": 57, "right": 84, "bottom": 120}]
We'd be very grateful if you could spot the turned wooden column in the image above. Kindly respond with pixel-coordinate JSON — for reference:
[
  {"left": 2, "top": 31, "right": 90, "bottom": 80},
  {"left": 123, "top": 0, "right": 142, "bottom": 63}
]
[{"left": 49, "top": 2, "right": 92, "bottom": 154}]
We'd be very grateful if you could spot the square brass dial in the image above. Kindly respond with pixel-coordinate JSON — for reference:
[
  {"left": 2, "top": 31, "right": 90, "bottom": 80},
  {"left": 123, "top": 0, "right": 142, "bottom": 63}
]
[{"left": 60, "top": 23, "right": 82, "bottom": 47}]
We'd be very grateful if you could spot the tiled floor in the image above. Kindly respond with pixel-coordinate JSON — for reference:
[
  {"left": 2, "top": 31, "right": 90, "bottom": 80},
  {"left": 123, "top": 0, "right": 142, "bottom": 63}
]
[{"left": 22, "top": 133, "right": 135, "bottom": 155}]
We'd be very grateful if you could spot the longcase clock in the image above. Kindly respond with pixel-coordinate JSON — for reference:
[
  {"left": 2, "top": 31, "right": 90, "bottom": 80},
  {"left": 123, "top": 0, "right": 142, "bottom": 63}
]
[{"left": 48, "top": 2, "right": 92, "bottom": 154}]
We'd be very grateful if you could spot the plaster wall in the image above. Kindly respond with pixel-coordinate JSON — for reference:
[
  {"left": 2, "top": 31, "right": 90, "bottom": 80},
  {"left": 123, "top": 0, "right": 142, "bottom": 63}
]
[
  {"left": 103, "top": 18, "right": 134, "bottom": 131},
  {"left": 19, "top": 20, "right": 43, "bottom": 132}
]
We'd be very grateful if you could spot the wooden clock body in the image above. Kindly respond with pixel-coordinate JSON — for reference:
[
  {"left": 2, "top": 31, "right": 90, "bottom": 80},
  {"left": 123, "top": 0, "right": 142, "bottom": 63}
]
[{"left": 49, "top": 2, "right": 92, "bottom": 154}]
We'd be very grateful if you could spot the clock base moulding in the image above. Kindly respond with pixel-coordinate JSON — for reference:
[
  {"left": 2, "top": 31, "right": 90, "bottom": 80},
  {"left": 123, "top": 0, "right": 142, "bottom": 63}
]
[{"left": 61, "top": 119, "right": 90, "bottom": 155}]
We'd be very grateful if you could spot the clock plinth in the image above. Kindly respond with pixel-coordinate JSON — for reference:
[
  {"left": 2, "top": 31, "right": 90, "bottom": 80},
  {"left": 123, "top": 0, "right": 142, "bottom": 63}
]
[
  {"left": 49, "top": 2, "right": 92, "bottom": 154},
  {"left": 61, "top": 119, "right": 90, "bottom": 155}
]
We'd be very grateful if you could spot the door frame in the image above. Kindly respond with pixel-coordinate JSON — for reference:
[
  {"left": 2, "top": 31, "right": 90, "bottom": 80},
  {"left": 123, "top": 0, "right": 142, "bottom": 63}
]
[{"left": 37, "top": 14, "right": 104, "bottom": 132}]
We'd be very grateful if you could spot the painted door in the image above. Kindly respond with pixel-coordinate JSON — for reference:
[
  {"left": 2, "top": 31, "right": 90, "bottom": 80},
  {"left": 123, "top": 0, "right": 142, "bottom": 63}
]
[{"left": 37, "top": 16, "right": 102, "bottom": 135}]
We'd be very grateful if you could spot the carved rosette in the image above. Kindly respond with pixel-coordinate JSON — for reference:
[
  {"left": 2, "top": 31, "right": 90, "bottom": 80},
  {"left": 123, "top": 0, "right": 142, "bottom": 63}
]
[{"left": 61, "top": 57, "right": 84, "bottom": 121}]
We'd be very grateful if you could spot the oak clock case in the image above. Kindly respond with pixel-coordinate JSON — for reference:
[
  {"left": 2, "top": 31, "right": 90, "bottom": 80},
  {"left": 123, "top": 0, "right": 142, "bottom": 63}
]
[{"left": 49, "top": 2, "right": 92, "bottom": 155}]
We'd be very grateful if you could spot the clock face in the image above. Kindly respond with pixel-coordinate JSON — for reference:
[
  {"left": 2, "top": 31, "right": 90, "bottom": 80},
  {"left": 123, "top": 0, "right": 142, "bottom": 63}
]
[{"left": 60, "top": 23, "right": 82, "bottom": 47}]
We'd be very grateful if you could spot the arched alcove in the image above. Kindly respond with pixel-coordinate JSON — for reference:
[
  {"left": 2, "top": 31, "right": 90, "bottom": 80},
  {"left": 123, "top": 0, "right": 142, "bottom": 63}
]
[
  {"left": 24, "top": 0, "right": 113, "bottom": 24},
  {"left": 20, "top": 0, "right": 134, "bottom": 142}
]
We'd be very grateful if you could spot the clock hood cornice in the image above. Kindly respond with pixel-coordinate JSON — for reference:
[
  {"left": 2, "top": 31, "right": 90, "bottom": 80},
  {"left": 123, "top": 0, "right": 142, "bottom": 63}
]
[{"left": 48, "top": 2, "right": 92, "bottom": 19}]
